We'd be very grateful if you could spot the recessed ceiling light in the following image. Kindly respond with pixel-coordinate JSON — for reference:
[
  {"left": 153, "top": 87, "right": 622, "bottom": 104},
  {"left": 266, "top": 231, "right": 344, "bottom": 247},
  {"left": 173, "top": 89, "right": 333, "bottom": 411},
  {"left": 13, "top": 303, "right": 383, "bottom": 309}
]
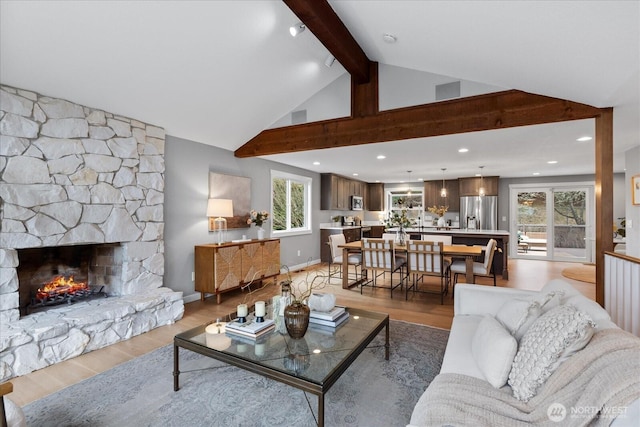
[
  {"left": 312, "top": 161, "right": 320, "bottom": 165},
  {"left": 577, "top": 136, "right": 592, "bottom": 142},
  {"left": 458, "top": 148, "right": 469, "bottom": 153},
  {"left": 547, "top": 160, "right": 558, "bottom": 164},
  {"left": 352, "top": 173, "right": 359, "bottom": 176},
  {"left": 533, "top": 172, "right": 540, "bottom": 176},
  {"left": 375, "top": 180, "right": 380, "bottom": 183},
  {"left": 382, "top": 33, "right": 397, "bottom": 43},
  {"left": 377, "top": 155, "right": 386, "bottom": 160}
]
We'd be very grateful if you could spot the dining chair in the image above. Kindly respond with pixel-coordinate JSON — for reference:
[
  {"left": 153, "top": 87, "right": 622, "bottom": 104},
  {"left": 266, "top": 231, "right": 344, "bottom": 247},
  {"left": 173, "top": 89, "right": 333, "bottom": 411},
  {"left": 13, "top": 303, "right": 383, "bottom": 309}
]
[
  {"left": 406, "top": 240, "right": 447, "bottom": 304},
  {"left": 327, "top": 234, "right": 361, "bottom": 282},
  {"left": 360, "top": 238, "right": 406, "bottom": 298},
  {"left": 381, "top": 233, "right": 397, "bottom": 241},
  {"left": 422, "top": 235, "right": 453, "bottom": 283},
  {"left": 450, "top": 238, "right": 497, "bottom": 291}
]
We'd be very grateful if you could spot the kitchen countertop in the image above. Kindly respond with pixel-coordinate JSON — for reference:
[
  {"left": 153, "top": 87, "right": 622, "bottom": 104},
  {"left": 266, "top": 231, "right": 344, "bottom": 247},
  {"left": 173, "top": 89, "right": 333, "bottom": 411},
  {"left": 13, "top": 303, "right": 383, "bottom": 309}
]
[
  {"left": 387, "top": 228, "right": 510, "bottom": 236},
  {"left": 320, "top": 223, "right": 510, "bottom": 236},
  {"left": 319, "top": 223, "right": 363, "bottom": 230}
]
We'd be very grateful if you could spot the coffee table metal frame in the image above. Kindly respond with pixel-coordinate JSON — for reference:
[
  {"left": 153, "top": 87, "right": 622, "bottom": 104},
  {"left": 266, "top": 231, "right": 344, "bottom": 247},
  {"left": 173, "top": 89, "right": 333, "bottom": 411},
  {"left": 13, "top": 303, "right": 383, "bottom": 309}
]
[{"left": 173, "top": 307, "right": 389, "bottom": 427}]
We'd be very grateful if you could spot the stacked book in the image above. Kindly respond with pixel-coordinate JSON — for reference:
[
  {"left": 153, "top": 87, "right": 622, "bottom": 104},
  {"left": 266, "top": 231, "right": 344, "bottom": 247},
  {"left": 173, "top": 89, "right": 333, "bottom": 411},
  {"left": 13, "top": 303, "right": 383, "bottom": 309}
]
[
  {"left": 309, "top": 306, "right": 349, "bottom": 328},
  {"left": 225, "top": 318, "right": 275, "bottom": 339}
]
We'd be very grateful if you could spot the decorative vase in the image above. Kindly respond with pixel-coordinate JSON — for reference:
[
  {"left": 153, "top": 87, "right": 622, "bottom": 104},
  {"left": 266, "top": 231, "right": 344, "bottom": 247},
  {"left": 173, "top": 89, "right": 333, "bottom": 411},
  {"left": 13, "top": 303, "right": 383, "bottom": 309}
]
[
  {"left": 437, "top": 217, "right": 446, "bottom": 227},
  {"left": 256, "top": 226, "right": 266, "bottom": 240},
  {"left": 396, "top": 228, "right": 407, "bottom": 246},
  {"left": 308, "top": 292, "right": 336, "bottom": 312},
  {"left": 283, "top": 301, "right": 310, "bottom": 339}
]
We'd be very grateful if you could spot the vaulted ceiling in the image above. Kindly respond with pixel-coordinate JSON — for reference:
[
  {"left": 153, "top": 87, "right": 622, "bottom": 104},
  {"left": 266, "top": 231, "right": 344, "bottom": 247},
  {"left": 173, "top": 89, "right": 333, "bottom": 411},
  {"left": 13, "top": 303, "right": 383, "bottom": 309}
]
[{"left": 1, "top": 1, "right": 637, "bottom": 182}]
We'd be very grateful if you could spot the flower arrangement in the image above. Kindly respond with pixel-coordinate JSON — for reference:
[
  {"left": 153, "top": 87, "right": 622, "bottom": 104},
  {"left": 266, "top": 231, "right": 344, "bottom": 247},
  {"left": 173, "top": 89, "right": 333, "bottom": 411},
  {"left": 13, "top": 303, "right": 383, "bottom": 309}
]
[
  {"left": 427, "top": 205, "right": 449, "bottom": 218},
  {"left": 247, "top": 210, "right": 269, "bottom": 227},
  {"left": 384, "top": 209, "right": 414, "bottom": 230}
]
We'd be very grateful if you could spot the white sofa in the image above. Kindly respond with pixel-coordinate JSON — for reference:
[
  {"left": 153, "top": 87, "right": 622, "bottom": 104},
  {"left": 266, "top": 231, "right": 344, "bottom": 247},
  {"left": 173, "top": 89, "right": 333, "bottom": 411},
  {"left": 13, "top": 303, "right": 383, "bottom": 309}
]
[{"left": 409, "top": 280, "right": 640, "bottom": 426}]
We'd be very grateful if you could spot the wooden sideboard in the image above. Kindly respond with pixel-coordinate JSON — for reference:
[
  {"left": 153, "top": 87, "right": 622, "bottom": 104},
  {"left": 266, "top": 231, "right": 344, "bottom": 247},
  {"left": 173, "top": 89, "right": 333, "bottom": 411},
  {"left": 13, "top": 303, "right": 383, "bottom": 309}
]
[{"left": 195, "top": 238, "right": 280, "bottom": 303}]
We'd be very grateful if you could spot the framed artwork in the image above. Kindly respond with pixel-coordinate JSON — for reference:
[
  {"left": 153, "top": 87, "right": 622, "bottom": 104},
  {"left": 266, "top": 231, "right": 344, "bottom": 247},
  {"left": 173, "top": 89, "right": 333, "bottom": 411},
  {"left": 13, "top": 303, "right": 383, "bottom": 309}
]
[
  {"left": 209, "top": 172, "right": 251, "bottom": 228},
  {"left": 633, "top": 174, "right": 640, "bottom": 206}
]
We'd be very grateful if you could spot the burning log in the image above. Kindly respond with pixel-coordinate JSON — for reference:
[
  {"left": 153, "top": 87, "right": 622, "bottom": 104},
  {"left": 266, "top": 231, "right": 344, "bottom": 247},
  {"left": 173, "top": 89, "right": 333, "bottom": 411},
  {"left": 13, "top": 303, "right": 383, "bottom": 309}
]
[{"left": 35, "top": 275, "right": 89, "bottom": 300}]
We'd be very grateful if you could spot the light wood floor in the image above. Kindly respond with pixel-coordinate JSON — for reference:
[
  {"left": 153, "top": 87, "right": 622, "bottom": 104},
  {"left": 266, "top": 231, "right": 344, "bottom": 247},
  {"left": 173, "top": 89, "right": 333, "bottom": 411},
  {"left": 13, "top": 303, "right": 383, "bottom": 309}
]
[{"left": 6, "top": 258, "right": 593, "bottom": 407}]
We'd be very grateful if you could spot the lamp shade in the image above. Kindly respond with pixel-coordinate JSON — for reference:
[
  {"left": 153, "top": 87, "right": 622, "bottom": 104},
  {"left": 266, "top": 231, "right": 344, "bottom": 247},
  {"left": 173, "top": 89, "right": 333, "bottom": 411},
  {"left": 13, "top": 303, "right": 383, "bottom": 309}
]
[{"left": 207, "top": 198, "right": 233, "bottom": 217}]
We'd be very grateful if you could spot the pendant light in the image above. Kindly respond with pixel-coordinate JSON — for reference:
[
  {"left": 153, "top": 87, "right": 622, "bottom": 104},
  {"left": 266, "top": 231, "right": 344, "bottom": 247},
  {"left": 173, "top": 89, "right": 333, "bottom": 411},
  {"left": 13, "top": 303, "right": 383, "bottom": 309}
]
[
  {"left": 478, "top": 166, "right": 486, "bottom": 197},
  {"left": 440, "top": 168, "right": 447, "bottom": 198},
  {"left": 407, "top": 170, "right": 412, "bottom": 195}
]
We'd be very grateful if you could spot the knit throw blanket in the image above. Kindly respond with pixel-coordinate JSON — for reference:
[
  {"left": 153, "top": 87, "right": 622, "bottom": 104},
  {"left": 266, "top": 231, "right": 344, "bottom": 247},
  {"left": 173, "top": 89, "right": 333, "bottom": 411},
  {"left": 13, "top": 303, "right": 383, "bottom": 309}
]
[{"left": 409, "top": 328, "right": 640, "bottom": 427}]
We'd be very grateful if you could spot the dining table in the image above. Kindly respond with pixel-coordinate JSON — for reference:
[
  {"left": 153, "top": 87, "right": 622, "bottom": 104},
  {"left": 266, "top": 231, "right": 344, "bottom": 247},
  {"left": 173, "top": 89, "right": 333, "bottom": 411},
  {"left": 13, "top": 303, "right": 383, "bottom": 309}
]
[{"left": 338, "top": 240, "right": 484, "bottom": 289}]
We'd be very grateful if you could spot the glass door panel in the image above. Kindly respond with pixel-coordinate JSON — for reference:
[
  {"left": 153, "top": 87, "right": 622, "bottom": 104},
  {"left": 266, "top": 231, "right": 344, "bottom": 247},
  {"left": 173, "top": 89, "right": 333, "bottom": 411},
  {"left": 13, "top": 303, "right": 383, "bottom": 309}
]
[
  {"left": 511, "top": 184, "right": 593, "bottom": 262},
  {"left": 515, "top": 190, "right": 548, "bottom": 259},
  {"left": 552, "top": 189, "right": 588, "bottom": 262}
]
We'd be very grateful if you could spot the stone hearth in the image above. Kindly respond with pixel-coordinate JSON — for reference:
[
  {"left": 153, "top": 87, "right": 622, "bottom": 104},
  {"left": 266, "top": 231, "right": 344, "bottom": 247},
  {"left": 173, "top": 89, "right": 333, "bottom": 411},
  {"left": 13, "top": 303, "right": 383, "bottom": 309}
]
[{"left": 0, "top": 85, "right": 184, "bottom": 380}]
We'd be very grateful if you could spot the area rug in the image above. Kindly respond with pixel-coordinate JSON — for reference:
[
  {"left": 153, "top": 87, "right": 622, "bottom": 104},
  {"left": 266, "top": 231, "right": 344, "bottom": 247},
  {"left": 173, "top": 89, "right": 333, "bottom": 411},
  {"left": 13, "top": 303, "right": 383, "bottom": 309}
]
[
  {"left": 561, "top": 264, "right": 596, "bottom": 284},
  {"left": 23, "top": 320, "right": 449, "bottom": 427}
]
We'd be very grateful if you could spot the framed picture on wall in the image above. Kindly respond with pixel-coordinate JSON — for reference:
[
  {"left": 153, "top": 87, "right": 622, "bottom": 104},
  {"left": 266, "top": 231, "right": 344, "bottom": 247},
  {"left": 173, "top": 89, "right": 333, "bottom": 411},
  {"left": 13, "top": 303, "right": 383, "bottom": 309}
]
[
  {"left": 209, "top": 172, "right": 251, "bottom": 228},
  {"left": 633, "top": 174, "right": 640, "bottom": 205}
]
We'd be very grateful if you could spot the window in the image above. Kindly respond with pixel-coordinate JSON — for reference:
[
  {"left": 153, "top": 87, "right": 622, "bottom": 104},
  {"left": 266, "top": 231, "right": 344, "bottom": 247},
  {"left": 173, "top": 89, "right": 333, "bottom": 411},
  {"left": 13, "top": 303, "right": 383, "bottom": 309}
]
[
  {"left": 387, "top": 189, "right": 423, "bottom": 223},
  {"left": 271, "top": 170, "right": 312, "bottom": 236}
]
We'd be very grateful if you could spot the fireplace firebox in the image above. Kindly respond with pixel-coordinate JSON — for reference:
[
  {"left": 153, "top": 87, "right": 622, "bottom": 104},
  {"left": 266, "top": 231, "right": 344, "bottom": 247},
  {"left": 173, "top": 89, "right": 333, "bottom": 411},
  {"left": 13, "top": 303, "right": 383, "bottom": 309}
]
[{"left": 17, "top": 244, "right": 121, "bottom": 316}]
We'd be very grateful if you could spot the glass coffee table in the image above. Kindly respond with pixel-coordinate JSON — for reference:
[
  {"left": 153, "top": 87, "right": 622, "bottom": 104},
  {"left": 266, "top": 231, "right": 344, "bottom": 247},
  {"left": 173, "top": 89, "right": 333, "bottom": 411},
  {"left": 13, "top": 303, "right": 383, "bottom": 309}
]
[{"left": 174, "top": 307, "right": 389, "bottom": 427}]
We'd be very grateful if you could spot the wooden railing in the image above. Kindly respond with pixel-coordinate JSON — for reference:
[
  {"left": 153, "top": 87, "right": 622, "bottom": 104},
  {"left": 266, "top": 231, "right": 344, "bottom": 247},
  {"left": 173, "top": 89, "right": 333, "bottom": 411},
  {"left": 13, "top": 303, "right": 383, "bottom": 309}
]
[{"left": 604, "top": 251, "right": 640, "bottom": 336}]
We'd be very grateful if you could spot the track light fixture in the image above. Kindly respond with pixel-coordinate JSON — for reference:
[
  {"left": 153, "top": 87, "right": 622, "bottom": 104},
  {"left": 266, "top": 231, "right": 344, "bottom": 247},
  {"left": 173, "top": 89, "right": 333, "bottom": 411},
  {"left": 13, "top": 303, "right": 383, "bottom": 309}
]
[
  {"left": 289, "top": 22, "right": 306, "bottom": 37},
  {"left": 440, "top": 168, "right": 447, "bottom": 198},
  {"left": 324, "top": 54, "right": 336, "bottom": 68}
]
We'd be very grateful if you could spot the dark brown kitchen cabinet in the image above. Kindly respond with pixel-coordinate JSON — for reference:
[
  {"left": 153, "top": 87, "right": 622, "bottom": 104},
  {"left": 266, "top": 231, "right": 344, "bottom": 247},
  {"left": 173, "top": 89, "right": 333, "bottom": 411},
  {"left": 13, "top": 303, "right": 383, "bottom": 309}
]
[
  {"left": 458, "top": 176, "right": 499, "bottom": 197},
  {"left": 370, "top": 225, "right": 385, "bottom": 238},
  {"left": 321, "top": 174, "right": 349, "bottom": 210},
  {"left": 424, "top": 179, "right": 459, "bottom": 212},
  {"left": 321, "top": 173, "right": 367, "bottom": 210},
  {"left": 367, "top": 183, "right": 384, "bottom": 211}
]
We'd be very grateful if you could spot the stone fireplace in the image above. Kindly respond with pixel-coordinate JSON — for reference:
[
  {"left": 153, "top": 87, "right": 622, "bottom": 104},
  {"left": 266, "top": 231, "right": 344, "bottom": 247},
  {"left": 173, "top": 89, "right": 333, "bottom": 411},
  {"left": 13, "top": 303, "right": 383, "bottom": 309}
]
[{"left": 0, "top": 85, "right": 184, "bottom": 380}]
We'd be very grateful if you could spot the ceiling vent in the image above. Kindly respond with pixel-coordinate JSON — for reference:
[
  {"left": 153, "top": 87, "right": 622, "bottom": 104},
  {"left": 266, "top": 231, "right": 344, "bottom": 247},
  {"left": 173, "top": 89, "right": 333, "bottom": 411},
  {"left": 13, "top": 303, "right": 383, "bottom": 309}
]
[
  {"left": 291, "top": 109, "right": 307, "bottom": 125},
  {"left": 435, "top": 81, "right": 461, "bottom": 101}
]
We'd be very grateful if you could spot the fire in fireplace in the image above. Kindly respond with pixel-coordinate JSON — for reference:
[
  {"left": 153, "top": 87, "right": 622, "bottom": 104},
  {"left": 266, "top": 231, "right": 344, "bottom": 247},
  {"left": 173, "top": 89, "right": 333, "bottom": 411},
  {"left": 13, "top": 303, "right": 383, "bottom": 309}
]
[
  {"left": 17, "top": 244, "right": 119, "bottom": 316},
  {"left": 30, "top": 275, "right": 104, "bottom": 312}
]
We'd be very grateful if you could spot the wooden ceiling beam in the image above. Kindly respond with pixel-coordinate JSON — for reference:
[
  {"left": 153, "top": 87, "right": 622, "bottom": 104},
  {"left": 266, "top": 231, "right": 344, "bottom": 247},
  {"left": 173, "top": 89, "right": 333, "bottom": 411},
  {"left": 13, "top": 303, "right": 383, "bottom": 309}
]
[
  {"left": 284, "top": 0, "right": 371, "bottom": 84},
  {"left": 234, "top": 90, "right": 602, "bottom": 157}
]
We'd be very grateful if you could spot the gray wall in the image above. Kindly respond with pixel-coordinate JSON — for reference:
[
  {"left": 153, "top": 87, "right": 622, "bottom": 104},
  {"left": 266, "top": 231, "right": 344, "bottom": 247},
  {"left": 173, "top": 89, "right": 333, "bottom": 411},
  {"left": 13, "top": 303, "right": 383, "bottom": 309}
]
[
  {"left": 625, "top": 146, "right": 640, "bottom": 258},
  {"left": 164, "top": 135, "right": 322, "bottom": 302}
]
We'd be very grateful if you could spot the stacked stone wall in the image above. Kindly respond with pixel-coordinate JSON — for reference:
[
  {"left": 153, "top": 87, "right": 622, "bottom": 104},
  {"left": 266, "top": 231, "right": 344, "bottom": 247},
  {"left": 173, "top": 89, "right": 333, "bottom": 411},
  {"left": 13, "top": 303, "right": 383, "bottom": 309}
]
[{"left": 0, "top": 85, "right": 184, "bottom": 380}]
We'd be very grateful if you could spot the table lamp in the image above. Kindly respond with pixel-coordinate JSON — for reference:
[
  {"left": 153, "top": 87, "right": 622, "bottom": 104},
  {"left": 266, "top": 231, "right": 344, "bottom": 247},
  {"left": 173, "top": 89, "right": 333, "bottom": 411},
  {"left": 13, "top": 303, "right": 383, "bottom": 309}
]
[{"left": 207, "top": 198, "right": 233, "bottom": 244}]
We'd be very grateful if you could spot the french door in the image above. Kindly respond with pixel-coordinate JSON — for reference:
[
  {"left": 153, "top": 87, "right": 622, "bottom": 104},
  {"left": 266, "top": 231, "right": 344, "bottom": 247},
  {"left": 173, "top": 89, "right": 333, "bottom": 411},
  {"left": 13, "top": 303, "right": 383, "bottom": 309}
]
[{"left": 510, "top": 183, "right": 593, "bottom": 262}]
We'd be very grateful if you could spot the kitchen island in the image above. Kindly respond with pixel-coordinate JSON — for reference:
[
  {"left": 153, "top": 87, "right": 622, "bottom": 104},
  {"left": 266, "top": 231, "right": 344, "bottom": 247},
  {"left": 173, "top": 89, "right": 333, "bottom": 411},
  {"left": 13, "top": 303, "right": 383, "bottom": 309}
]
[{"left": 385, "top": 228, "right": 510, "bottom": 279}]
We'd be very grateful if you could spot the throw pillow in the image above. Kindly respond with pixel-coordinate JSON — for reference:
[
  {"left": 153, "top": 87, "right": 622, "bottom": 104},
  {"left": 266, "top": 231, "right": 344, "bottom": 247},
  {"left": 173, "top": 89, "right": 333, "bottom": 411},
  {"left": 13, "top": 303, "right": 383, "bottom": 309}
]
[
  {"left": 495, "top": 298, "right": 542, "bottom": 341},
  {"left": 534, "top": 290, "right": 564, "bottom": 314},
  {"left": 508, "top": 304, "right": 595, "bottom": 402},
  {"left": 471, "top": 315, "right": 518, "bottom": 388},
  {"left": 540, "top": 279, "right": 580, "bottom": 299}
]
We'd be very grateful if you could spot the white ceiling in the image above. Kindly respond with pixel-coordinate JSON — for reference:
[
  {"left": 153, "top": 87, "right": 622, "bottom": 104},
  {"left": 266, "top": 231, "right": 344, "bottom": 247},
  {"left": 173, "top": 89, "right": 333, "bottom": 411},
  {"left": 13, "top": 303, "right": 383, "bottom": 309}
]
[{"left": 1, "top": 1, "right": 638, "bottom": 183}]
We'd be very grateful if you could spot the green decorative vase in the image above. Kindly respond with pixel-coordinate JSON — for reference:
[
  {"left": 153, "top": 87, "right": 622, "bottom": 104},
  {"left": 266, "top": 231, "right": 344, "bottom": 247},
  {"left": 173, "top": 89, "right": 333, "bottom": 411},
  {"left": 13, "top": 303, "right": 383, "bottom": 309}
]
[{"left": 283, "top": 301, "right": 310, "bottom": 339}]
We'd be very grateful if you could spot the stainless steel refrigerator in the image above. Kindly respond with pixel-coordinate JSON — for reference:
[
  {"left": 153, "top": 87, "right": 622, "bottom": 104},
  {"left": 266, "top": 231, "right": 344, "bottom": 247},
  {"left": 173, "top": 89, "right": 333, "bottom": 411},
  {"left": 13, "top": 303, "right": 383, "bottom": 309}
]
[{"left": 459, "top": 196, "right": 498, "bottom": 230}]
